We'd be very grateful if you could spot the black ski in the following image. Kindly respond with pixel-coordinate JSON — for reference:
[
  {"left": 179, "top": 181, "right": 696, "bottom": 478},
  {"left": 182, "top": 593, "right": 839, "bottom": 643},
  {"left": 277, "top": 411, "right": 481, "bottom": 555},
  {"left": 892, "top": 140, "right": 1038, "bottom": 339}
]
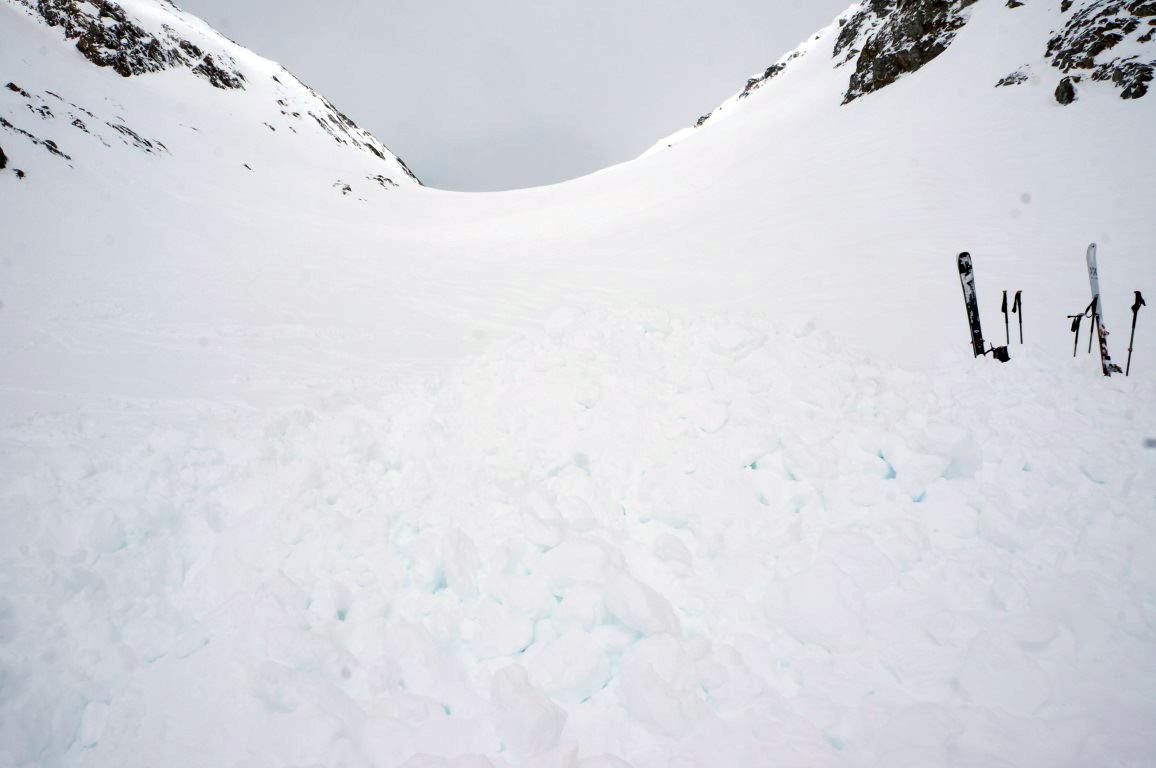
[{"left": 958, "top": 252, "right": 985, "bottom": 357}]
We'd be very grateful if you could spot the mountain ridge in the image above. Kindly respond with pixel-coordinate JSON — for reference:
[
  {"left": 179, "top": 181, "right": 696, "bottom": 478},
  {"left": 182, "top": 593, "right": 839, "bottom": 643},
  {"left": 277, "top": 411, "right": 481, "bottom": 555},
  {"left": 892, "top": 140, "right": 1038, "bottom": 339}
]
[
  {"left": 666, "top": 0, "right": 1154, "bottom": 148},
  {"left": 1, "top": 0, "right": 421, "bottom": 189}
]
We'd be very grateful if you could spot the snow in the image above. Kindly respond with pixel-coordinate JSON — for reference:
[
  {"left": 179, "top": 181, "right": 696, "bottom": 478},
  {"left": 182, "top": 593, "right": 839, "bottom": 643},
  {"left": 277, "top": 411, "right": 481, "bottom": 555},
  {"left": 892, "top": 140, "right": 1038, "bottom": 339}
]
[
  {"left": 2, "top": 0, "right": 1156, "bottom": 766},
  {"left": 3, "top": 307, "right": 1153, "bottom": 767}
]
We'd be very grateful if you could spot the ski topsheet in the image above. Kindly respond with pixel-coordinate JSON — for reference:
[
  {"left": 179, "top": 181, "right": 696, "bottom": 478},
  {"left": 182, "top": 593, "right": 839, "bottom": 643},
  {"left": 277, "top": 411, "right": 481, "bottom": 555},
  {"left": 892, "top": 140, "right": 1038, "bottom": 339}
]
[
  {"left": 1086, "top": 243, "right": 1123, "bottom": 376},
  {"left": 957, "top": 252, "right": 985, "bottom": 357}
]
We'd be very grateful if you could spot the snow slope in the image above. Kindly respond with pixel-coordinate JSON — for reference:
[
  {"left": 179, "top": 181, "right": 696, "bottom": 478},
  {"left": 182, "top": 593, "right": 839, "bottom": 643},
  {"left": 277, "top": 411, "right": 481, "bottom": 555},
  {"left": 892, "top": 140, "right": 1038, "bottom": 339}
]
[{"left": 2, "top": 1, "right": 1155, "bottom": 767}]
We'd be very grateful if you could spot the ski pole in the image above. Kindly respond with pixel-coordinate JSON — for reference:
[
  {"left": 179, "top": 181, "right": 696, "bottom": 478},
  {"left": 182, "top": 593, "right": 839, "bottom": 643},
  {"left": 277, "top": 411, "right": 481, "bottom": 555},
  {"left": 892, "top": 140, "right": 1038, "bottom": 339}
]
[
  {"left": 1127, "top": 291, "right": 1146, "bottom": 376},
  {"left": 1069, "top": 313, "right": 1083, "bottom": 357},
  {"left": 1012, "top": 291, "right": 1022, "bottom": 344},
  {"left": 1002, "top": 290, "right": 1010, "bottom": 346}
]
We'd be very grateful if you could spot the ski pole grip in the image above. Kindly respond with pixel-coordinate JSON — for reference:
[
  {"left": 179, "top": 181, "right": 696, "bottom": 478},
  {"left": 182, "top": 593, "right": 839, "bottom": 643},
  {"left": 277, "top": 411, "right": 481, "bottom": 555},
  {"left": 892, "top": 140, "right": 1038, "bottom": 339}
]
[{"left": 1135, "top": 291, "right": 1147, "bottom": 312}]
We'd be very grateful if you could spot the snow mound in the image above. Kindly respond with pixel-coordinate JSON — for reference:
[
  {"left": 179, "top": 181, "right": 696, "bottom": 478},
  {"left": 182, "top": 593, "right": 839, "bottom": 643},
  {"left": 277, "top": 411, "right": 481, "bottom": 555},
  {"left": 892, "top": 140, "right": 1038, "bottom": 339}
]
[{"left": 2, "top": 306, "right": 1153, "bottom": 767}]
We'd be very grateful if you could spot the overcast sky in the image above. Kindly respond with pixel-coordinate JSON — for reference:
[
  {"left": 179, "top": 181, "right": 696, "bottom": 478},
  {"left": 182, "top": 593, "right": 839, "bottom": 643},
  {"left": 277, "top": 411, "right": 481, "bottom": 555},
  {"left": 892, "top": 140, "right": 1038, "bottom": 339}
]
[{"left": 179, "top": 0, "right": 849, "bottom": 191}]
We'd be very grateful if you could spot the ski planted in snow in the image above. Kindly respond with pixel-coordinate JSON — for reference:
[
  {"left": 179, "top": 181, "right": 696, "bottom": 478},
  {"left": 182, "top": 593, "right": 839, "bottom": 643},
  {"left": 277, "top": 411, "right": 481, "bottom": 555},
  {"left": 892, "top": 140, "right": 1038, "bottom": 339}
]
[
  {"left": 957, "top": 252, "right": 1008, "bottom": 361},
  {"left": 958, "top": 252, "right": 986, "bottom": 357},
  {"left": 1085, "top": 243, "right": 1123, "bottom": 377}
]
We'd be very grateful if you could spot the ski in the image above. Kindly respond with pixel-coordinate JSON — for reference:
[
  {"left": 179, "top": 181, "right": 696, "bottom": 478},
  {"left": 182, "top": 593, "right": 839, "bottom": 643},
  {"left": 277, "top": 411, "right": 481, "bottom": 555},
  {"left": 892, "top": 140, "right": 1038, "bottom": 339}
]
[
  {"left": 957, "top": 252, "right": 985, "bottom": 357},
  {"left": 1085, "top": 243, "right": 1123, "bottom": 377}
]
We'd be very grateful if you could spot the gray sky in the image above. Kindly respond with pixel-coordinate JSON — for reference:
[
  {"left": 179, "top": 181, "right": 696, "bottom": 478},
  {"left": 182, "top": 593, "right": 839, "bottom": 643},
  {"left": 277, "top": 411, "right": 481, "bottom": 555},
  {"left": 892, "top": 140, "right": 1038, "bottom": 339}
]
[{"left": 179, "top": 0, "right": 849, "bottom": 191}]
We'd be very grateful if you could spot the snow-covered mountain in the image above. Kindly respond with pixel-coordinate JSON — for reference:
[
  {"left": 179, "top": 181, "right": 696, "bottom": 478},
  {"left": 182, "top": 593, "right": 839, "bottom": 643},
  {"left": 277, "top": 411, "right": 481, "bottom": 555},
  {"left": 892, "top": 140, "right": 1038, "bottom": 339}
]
[
  {"left": 2, "top": 2, "right": 1155, "bottom": 768},
  {"left": 1, "top": 0, "right": 420, "bottom": 191},
  {"left": 654, "top": 0, "right": 1155, "bottom": 148}
]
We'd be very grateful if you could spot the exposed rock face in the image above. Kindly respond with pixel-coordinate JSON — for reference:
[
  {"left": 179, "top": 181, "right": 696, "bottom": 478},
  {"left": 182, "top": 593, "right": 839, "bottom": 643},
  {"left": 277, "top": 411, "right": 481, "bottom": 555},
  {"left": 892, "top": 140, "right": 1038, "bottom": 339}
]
[
  {"left": 0, "top": 144, "right": 7, "bottom": 169},
  {"left": 4, "top": 0, "right": 423, "bottom": 184},
  {"left": 21, "top": 0, "right": 245, "bottom": 89},
  {"left": 840, "top": 0, "right": 978, "bottom": 104},
  {"left": 685, "top": 0, "right": 1156, "bottom": 138},
  {"left": 1047, "top": 0, "right": 1156, "bottom": 99}
]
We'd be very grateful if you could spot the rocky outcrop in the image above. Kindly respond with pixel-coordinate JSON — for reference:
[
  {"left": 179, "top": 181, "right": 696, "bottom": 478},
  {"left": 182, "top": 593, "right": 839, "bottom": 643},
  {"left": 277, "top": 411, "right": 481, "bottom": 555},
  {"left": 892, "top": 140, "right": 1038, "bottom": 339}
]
[
  {"left": 1047, "top": 0, "right": 1156, "bottom": 101},
  {"left": 0, "top": 116, "right": 70, "bottom": 160},
  {"left": 996, "top": 67, "right": 1031, "bottom": 86},
  {"left": 6, "top": 0, "right": 423, "bottom": 184},
  {"left": 1, "top": 79, "right": 163, "bottom": 161},
  {"left": 738, "top": 50, "right": 805, "bottom": 100},
  {"left": 1056, "top": 74, "right": 1080, "bottom": 102},
  {"left": 20, "top": 0, "right": 245, "bottom": 89},
  {"left": 839, "top": 0, "right": 978, "bottom": 104},
  {"left": 0, "top": 144, "right": 7, "bottom": 169},
  {"left": 679, "top": 0, "right": 1156, "bottom": 141}
]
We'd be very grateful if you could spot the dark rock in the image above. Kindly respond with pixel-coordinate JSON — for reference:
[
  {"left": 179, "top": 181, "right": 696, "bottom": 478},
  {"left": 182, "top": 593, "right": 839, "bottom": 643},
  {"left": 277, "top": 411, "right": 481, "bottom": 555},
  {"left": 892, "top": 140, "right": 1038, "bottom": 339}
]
[
  {"left": 368, "top": 174, "right": 398, "bottom": 189},
  {"left": 738, "top": 60, "right": 791, "bottom": 99},
  {"left": 996, "top": 68, "right": 1031, "bottom": 86},
  {"left": 395, "top": 156, "right": 421, "bottom": 184},
  {"left": 0, "top": 144, "right": 6, "bottom": 169},
  {"left": 1007, "top": 0, "right": 1024, "bottom": 7},
  {"left": 1100, "top": 58, "right": 1154, "bottom": 97},
  {"left": 0, "top": 115, "right": 72, "bottom": 160},
  {"left": 106, "top": 122, "right": 156, "bottom": 152},
  {"left": 16, "top": 169, "right": 26, "bottom": 179},
  {"left": 1047, "top": 0, "right": 1155, "bottom": 100},
  {"left": 834, "top": 0, "right": 891, "bottom": 67},
  {"left": 192, "top": 54, "right": 246, "bottom": 90},
  {"left": 1056, "top": 75, "right": 1080, "bottom": 103},
  {"left": 5, "top": 82, "right": 31, "bottom": 98},
  {"left": 842, "top": 0, "right": 978, "bottom": 104},
  {"left": 31, "top": 0, "right": 245, "bottom": 89}
]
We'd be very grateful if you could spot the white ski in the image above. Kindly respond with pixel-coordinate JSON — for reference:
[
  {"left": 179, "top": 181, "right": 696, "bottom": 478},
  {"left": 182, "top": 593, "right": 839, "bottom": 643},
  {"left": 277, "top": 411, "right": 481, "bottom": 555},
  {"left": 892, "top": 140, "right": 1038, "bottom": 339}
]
[{"left": 1086, "top": 243, "right": 1123, "bottom": 377}]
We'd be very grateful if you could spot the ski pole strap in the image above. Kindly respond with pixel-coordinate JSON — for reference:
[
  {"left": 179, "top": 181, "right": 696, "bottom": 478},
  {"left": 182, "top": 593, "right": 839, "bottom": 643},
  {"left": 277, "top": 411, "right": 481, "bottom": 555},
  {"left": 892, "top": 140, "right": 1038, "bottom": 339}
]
[
  {"left": 1134, "top": 291, "right": 1147, "bottom": 314},
  {"left": 1001, "top": 291, "right": 1008, "bottom": 313},
  {"left": 1085, "top": 297, "right": 1098, "bottom": 318},
  {"left": 1012, "top": 291, "right": 1021, "bottom": 313},
  {"left": 1069, "top": 314, "right": 1083, "bottom": 332}
]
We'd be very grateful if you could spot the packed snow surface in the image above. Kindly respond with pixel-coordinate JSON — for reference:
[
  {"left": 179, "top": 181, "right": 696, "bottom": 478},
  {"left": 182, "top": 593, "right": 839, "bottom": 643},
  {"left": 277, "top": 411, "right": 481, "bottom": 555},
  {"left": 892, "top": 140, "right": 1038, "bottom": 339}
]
[
  {"left": 2, "top": 0, "right": 1156, "bottom": 766},
  {"left": 3, "top": 308, "right": 1155, "bottom": 767}
]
